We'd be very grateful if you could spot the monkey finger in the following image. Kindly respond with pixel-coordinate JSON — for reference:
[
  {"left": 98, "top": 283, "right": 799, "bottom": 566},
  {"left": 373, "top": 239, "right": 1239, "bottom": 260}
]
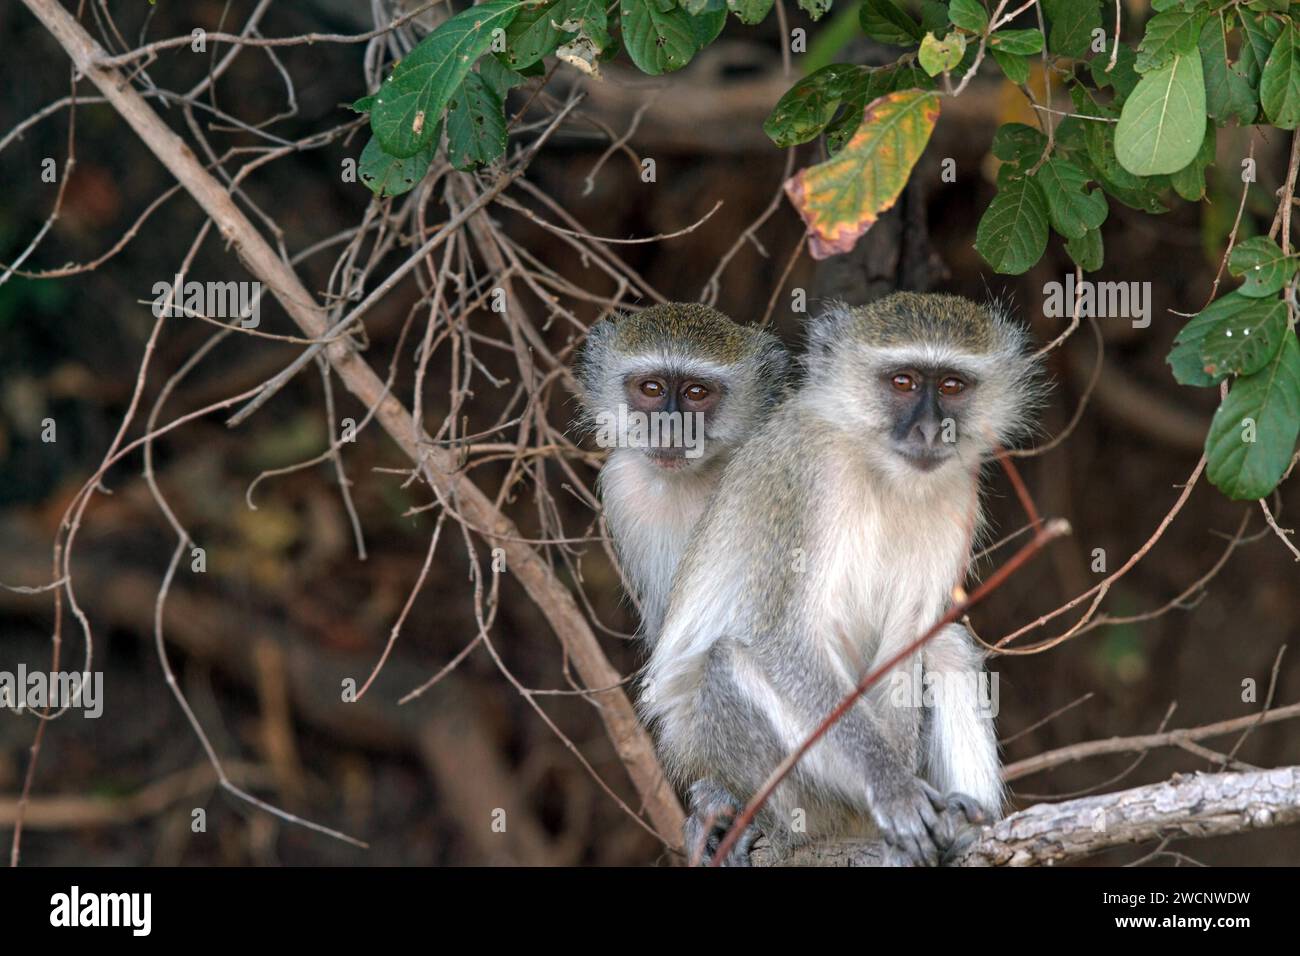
[
  {"left": 920, "top": 780, "right": 951, "bottom": 813},
  {"left": 942, "top": 791, "right": 988, "bottom": 825},
  {"left": 939, "top": 825, "right": 980, "bottom": 866},
  {"left": 915, "top": 792, "right": 943, "bottom": 837},
  {"left": 911, "top": 831, "right": 941, "bottom": 867},
  {"left": 891, "top": 816, "right": 940, "bottom": 867}
]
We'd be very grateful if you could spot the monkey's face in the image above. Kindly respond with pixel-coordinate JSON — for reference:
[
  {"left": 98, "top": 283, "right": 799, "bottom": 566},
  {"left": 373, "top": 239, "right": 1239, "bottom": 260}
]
[
  {"left": 821, "top": 343, "right": 1007, "bottom": 482},
  {"left": 802, "top": 300, "right": 1044, "bottom": 485},
  {"left": 879, "top": 365, "right": 976, "bottom": 473},
  {"left": 622, "top": 371, "right": 726, "bottom": 470}
]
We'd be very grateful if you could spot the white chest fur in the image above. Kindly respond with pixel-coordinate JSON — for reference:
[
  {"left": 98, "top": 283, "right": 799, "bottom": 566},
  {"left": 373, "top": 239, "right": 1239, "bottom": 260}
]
[
  {"left": 599, "top": 450, "right": 721, "bottom": 638},
  {"left": 809, "top": 457, "right": 977, "bottom": 682}
]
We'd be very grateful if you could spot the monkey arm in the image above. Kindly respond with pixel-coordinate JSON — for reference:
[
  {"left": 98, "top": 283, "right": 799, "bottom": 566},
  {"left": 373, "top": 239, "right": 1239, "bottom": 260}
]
[
  {"left": 667, "top": 636, "right": 973, "bottom": 866},
  {"left": 920, "top": 624, "right": 1004, "bottom": 818}
]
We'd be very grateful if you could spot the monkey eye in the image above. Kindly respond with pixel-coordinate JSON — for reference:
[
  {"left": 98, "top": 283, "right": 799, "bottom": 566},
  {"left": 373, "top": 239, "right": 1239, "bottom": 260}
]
[
  {"left": 938, "top": 376, "right": 966, "bottom": 396},
  {"left": 890, "top": 373, "right": 916, "bottom": 393},
  {"left": 639, "top": 379, "right": 665, "bottom": 398},
  {"left": 683, "top": 383, "right": 710, "bottom": 403}
]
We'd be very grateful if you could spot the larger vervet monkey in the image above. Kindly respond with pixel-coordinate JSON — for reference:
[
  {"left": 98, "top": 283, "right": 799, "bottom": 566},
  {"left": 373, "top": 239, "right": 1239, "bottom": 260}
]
[
  {"left": 576, "top": 304, "right": 790, "bottom": 641},
  {"left": 644, "top": 293, "right": 1045, "bottom": 866}
]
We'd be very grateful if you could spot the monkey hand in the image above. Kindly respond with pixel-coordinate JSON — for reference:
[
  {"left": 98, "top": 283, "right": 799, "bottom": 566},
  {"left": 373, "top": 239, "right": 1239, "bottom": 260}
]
[
  {"left": 684, "top": 779, "right": 760, "bottom": 867},
  {"left": 871, "top": 776, "right": 978, "bottom": 867},
  {"left": 932, "top": 790, "right": 990, "bottom": 865}
]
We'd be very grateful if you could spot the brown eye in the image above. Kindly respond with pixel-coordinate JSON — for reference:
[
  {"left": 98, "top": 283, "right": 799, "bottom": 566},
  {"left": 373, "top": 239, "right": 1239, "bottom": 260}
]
[
  {"left": 683, "top": 383, "right": 709, "bottom": 402},
  {"left": 639, "top": 379, "right": 664, "bottom": 398},
  {"left": 891, "top": 374, "right": 916, "bottom": 393},
  {"left": 938, "top": 377, "right": 966, "bottom": 396}
]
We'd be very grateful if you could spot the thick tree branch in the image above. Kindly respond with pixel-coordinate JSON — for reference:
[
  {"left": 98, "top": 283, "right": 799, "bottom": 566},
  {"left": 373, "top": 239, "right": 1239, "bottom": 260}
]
[
  {"left": 20, "top": 0, "right": 684, "bottom": 848},
  {"left": 751, "top": 766, "right": 1300, "bottom": 866}
]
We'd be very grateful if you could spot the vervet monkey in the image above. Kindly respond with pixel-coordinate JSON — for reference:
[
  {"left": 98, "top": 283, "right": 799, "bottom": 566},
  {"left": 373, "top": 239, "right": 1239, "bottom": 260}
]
[
  {"left": 576, "top": 304, "right": 790, "bottom": 641},
  {"left": 644, "top": 293, "right": 1045, "bottom": 866}
]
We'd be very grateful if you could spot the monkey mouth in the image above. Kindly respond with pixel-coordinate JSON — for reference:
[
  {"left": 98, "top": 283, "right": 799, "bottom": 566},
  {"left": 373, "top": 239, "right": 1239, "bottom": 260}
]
[
  {"left": 644, "top": 448, "right": 695, "bottom": 470},
  {"left": 896, "top": 446, "right": 954, "bottom": 472}
]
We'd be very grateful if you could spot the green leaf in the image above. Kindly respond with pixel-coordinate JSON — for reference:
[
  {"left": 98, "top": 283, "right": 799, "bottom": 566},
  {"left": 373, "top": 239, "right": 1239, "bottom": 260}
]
[
  {"left": 920, "top": 0, "right": 950, "bottom": 35},
  {"left": 764, "top": 64, "right": 867, "bottom": 147},
  {"left": 727, "top": 0, "right": 776, "bottom": 25},
  {"left": 1135, "top": 10, "right": 1206, "bottom": 74},
  {"left": 1081, "top": 118, "right": 1169, "bottom": 212},
  {"left": 948, "top": 0, "right": 988, "bottom": 33},
  {"left": 690, "top": 7, "right": 728, "bottom": 46},
  {"left": 1089, "top": 43, "right": 1139, "bottom": 102},
  {"left": 482, "top": 54, "right": 527, "bottom": 98},
  {"left": 1199, "top": 296, "right": 1288, "bottom": 380},
  {"left": 975, "top": 175, "right": 1050, "bottom": 274},
  {"left": 824, "top": 63, "right": 936, "bottom": 152},
  {"left": 992, "top": 122, "right": 1047, "bottom": 168},
  {"left": 799, "top": 0, "right": 833, "bottom": 20},
  {"left": 502, "top": 0, "right": 562, "bottom": 70},
  {"left": 1169, "top": 291, "right": 1268, "bottom": 386},
  {"left": 1170, "top": 303, "right": 1227, "bottom": 385},
  {"left": 358, "top": 134, "right": 436, "bottom": 197},
  {"left": 784, "top": 90, "right": 941, "bottom": 258},
  {"left": 1168, "top": 120, "right": 1215, "bottom": 201},
  {"left": 351, "top": 93, "right": 377, "bottom": 113},
  {"left": 1065, "top": 227, "right": 1104, "bottom": 271},
  {"left": 1034, "top": 158, "right": 1108, "bottom": 239},
  {"left": 1239, "top": 13, "right": 1281, "bottom": 85},
  {"left": 1198, "top": 13, "right": 1258, "bottom": 125},
  {"left": 370, "top": 0, "right": 521, "bottom": 158},
  {"left": 445, "top": 71, "right": 508, "bottom": 170},
  {"left": 1040, "top": 0, "right": 1101, "bottom": 59},
  {"left": 621, "top": 0, "right": 698, "bottom": 74},
  {"left": 919, "top": 32, "right": 967, "bottom": 76},
  {"left": 989, "top": 28, "right": 1044, "bottom": 56},
  {"left": 1260, "top": 23, "right": 1300, "bottom": 129},
  {"left": 859, "top": 0, "right": 923, "bottom": 46},
  {"left": 1205, "top": 333, "right": 1300, "bottom": 499},
  {"left": 1114, "top": 51, "right": 1207, "bottom": 176},
  {"left": 557, "top": 0, "right": 612, "bottom": 47},
  {"left": 991, "top": 49, "right": 1030, "bottom": 84},
  {"left": 1228, "top": 236, "right": 1298, "bottom": 298}
]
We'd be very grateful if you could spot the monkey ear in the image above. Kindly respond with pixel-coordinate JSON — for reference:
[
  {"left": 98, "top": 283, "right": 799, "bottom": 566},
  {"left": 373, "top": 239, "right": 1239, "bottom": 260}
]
[
  {"left": 805, "top": 301, "right": 854, "bottom": 360},
  {"left": 576, "top": 318, "right": 617, "bottom": 393},
  {"left": 766, "top": 342, "right": 792, "bottom": 382}
]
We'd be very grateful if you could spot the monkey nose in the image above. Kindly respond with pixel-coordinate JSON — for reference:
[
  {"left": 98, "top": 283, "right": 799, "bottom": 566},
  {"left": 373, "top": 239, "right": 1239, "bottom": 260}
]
[{"left": 915, "top": 421, "right": 943, "bottom": 448}]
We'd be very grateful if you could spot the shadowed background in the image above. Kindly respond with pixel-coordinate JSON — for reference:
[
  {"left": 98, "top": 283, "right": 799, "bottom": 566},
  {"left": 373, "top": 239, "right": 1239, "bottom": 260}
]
[{"left": 1, "top": 0, "right": 1296, "bottom": 865}]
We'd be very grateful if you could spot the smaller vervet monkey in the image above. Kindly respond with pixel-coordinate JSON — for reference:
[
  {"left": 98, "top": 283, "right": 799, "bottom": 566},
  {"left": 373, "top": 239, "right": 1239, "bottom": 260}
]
[
  {"left": 576, "top": 304, "right": 790, "bottom": 641},
  {"left": 646, "top": 293, "right": 1045, "bottom": 866}
]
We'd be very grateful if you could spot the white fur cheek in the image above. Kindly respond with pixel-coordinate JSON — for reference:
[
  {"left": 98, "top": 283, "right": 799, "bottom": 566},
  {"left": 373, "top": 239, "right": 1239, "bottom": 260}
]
[{"left": 599, "top": 450, "right": 721, "bottom": 637}]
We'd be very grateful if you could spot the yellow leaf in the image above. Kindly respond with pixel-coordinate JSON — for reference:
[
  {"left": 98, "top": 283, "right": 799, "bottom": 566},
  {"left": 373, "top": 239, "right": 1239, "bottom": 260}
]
[{"left": 784, "top": 90, "right": 940, "bottom": 259}]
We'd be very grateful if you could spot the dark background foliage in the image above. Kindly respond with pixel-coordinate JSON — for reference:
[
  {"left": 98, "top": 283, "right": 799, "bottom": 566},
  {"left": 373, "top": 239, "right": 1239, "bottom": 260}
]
[{"left": 0, "top": 0, "right": 1296, "bottom": 865}]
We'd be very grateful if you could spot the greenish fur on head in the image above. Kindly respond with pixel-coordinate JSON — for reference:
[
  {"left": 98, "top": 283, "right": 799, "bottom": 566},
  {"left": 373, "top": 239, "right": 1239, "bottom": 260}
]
[
  {"left": 575, "top": 303, "right": 790, "bottom": 437},
  {"left": 841, "top": 293, "right": 998, "bottom": 352},
  {"left": 604, "top": 303, "right": 756, "bottom": 364}
]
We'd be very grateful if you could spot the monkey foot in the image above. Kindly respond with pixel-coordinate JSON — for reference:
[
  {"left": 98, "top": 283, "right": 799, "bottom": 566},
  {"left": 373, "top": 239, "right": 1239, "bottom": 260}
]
[
  {"left": 875, "top": 779, "right": 989, "bottom": 867},
  {"left": 684, "top": 779, "right": 760, "bottom": 867}
]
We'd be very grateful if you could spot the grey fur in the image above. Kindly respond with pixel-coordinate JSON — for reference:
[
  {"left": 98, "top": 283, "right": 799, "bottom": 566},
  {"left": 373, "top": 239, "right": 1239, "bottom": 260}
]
[
  {"left": 575, "top": 305, "right": 790, "bottom": 641},
  {"left": 645, "top": 294, "right": 1044, "bottom": 865}
]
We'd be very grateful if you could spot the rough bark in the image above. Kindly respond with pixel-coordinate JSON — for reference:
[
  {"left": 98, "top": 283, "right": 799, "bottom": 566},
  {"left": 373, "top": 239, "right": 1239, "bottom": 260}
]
[{"left": 751, "top": 767, "right": 1300, "bottom": 866}]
